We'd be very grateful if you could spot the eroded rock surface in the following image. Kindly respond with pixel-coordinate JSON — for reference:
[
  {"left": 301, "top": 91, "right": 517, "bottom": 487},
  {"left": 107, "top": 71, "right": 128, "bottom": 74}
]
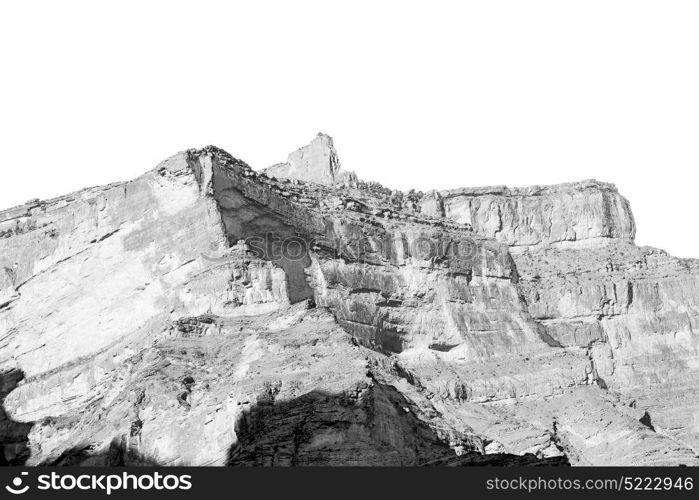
[
  {"left": 418, "top": 180, "right": 636, "bottom": 248},
  {"left": 264, "top": 133, "right": 358, "bottom": 187},
  {"left": 0, "top": 135, "right": 697, "bottom": 466}
]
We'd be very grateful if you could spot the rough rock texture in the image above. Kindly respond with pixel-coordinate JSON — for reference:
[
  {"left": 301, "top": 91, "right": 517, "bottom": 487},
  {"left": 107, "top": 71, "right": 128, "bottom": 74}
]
[
  {"left": 0, "top": 135, "right": 697, "bottom": 466},
  {"left": 0, "top": 370, "right": 32, "bottom": 465},
  {"left": 418, "top": 181, "right": 636, "bottom": 248},
  {"left": 264, "top": 133, "right": 358, "bottom": 187}
]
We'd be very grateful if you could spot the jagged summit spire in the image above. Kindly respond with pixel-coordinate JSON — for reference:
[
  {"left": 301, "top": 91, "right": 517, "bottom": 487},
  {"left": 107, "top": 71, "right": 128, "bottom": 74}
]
[{"left": 264, "top": 133, "right": 358, "bottom": 187}]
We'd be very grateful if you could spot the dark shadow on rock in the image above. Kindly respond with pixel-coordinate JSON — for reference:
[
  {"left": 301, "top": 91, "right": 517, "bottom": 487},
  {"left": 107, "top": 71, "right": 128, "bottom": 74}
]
[
  {"left": 0, "top": 369, "right": 34, "bottom": 466},
  {"left": 209, "top": 177, "right": 315, "bottom": 304},
  {"left": 1, "top": 369, "right": 160, "bottom": 467},
  {"left": 227, "top": 382, "right": 569, "bottom": 467},
  {"left": 39, "top": 437, "right": 161, "bottom": 467},
  {"left": 425, "top": 453, "right": 570, "bottom": 466},
  {"left": 639, "top": 411, "right": 655, "bottom": 432}
]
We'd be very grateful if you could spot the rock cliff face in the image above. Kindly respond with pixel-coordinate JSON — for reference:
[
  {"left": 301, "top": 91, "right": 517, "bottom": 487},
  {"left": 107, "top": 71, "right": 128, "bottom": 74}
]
[
  {"left": 0, "top": 135, "right": 697, "bottom": 466},
  {"left": 264, "top": 133, "right": 358, "bottom": 187},
  {"left": 418, "top": 181, "right": 636, "bottom": 248}
]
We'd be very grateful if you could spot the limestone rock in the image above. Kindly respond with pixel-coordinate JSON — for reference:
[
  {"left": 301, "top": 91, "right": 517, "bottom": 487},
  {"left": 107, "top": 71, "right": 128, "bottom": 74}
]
[
  {"left": 0, "top": 135, "right": 697, "bottom": 466},
  {"left": 264, "top": 133, "right": 358, "bottom": 187},
  {"left": 419, "top": 180, "right": 636, "bottom": 248}
]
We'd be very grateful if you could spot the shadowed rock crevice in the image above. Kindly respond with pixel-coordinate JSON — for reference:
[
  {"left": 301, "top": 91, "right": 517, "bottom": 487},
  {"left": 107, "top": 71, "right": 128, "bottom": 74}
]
[
  {"left": 227, "top": 384, "right": 569, "bottom": 467},
  {"left": 0, "top": 369, "right": 34, "bottom": 466},
  {"left": 38, "top": 437, "right": 162, "bottom": 466},
  {"left": 1, "top": 134, "right": 698, "bottom": 466},
  {"left": 209, "top": 164, "right": 314, "bottom": 304}
]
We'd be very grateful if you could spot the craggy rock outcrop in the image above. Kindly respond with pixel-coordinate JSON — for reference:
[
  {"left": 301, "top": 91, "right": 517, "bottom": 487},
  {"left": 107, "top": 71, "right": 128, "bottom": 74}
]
[
  {"left": 418, "top": 181, "right": 636, "bottom": 248},
  {"left": 0, "top": 134, "right": 697, "bottom": 466},
  {"left": 513, "top": 243, "right": 699, "bottom": 456},
  {"left": 411, "top": 174, "right": 698, "bottom": 459},
  {"left": 0, "top": 369, "right": 32, "bottom": 465},
  {"left": 264, "top": 133, "right": 358, "bottom": 187}
]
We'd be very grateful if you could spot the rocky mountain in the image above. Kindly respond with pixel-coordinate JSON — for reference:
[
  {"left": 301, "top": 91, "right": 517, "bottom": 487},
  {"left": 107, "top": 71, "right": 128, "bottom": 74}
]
[
  {"left": 0, "top": 135, "right": 697, "bottom": 466},
  {"left": 264, "top": 133, "right": 358, "bottom": 188}
]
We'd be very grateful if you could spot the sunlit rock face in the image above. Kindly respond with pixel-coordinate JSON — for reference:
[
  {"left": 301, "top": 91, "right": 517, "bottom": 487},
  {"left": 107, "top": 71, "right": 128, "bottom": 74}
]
[
  {"left": 419, "top": 180, "right": 636, "bottom": 248},
  {"left": 421, "top": 177, "right": 699, "bottom": 462},
  {"left": 264, "top": 133, "right": 358, "bottom": 187},
  {"left": 513, "top": 243, "right": 699, "bottom": 455},
  {"left": 0, "top": 135, "right": 697, "bottom": 466}
]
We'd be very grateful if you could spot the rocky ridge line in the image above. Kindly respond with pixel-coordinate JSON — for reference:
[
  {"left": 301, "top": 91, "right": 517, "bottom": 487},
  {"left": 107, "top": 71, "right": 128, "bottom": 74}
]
[{"left": 0, "top": 135, "right": 696, "bottom": 466}]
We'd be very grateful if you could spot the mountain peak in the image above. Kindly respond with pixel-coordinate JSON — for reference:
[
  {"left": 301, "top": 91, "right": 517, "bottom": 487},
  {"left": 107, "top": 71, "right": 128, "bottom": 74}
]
[{"left": 263, "top": 133, "right": 358, "bottom": 187}]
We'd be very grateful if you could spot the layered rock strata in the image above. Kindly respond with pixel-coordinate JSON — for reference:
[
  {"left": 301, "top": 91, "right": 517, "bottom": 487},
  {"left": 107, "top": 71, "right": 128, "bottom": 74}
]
[
  {"left": 264, "top": 133, "right": 358, "bottom": 187},
  {"left": 418, "top": 180, "right": 636, "bottom": 248},
  {"left": 0, "top": 135, "right": 696, "bottom": 466}
]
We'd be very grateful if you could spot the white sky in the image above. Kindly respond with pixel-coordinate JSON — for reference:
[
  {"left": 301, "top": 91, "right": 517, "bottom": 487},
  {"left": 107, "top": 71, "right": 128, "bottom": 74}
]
[{"left": 1, "top": 1, "right": 697, "bottom": 257}]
